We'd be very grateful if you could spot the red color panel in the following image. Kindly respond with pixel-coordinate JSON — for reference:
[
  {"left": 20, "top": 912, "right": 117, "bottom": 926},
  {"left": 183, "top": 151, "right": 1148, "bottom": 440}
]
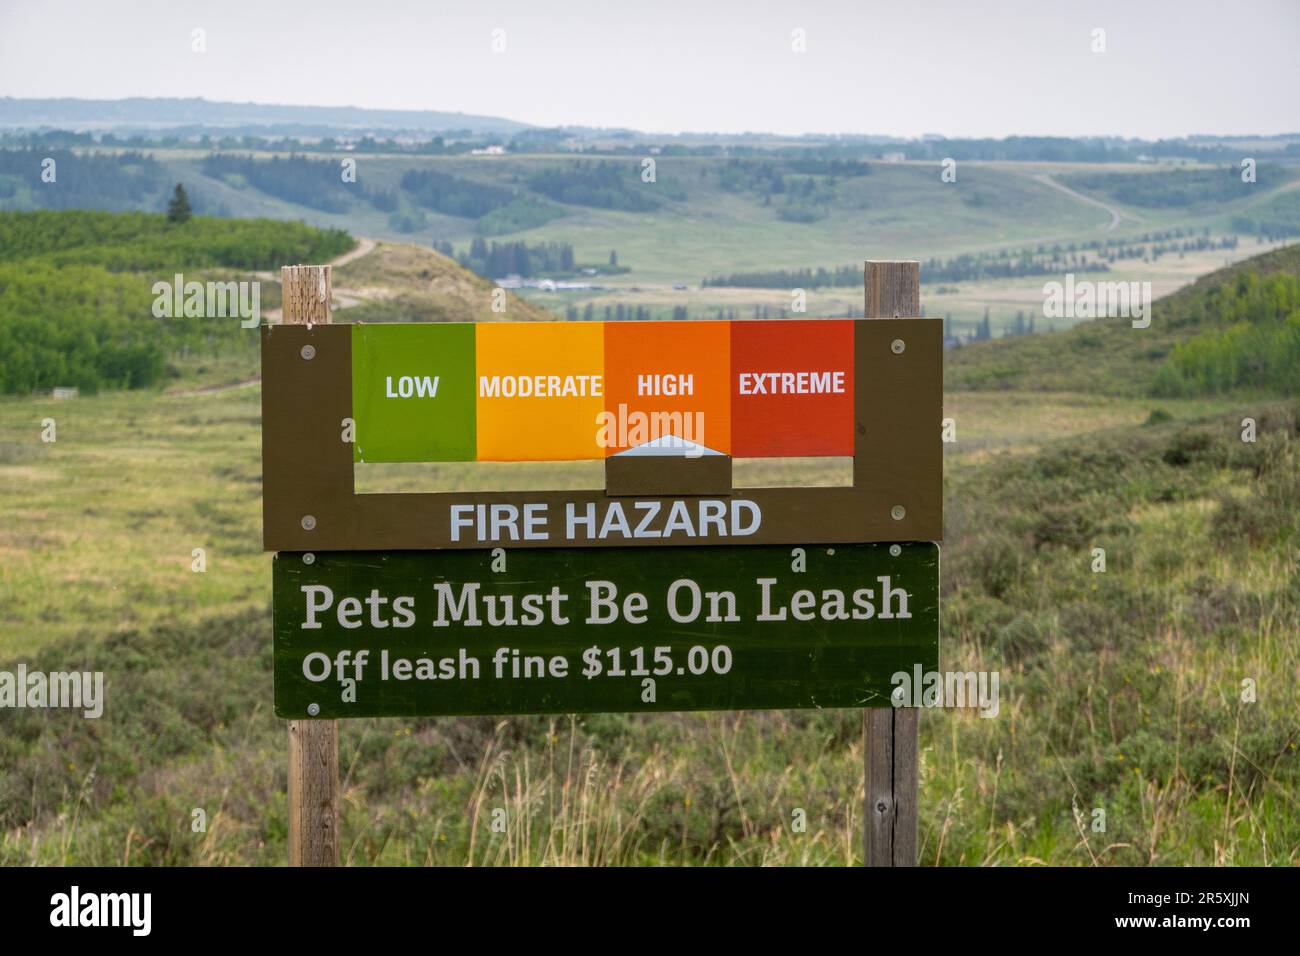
[{"left": 730, "top": 319, "right": 854, "bottom": 457}]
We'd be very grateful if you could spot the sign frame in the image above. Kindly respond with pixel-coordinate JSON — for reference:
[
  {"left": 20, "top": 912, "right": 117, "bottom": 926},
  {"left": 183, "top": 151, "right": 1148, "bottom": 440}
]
[{"left": 261, "top": 316, "right": 943, "bottom": 552}]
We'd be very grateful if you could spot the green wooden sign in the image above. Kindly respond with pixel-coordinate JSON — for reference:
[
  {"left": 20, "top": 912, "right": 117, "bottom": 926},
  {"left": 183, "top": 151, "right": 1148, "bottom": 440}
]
[{"left": 273, "top": 543, "right": 938, "bottom": 718}]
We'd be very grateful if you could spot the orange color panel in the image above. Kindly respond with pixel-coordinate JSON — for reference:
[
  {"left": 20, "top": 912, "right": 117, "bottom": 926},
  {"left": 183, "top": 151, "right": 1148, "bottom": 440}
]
[{"left": 602, "top": 320, "right": 732, "bottom": 456}]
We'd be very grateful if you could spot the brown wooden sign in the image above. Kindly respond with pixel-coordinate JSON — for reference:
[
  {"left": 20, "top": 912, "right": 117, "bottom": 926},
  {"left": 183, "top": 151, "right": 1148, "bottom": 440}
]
[
  {"left": 261, "top": 316, "right": 943, "bottom": 552},
  {"left": 267, "top": 259, "right": 938, "bottom": 869}
]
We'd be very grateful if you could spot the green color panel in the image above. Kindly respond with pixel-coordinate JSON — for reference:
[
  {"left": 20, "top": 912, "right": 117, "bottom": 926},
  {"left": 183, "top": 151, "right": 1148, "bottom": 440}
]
[
  {"left": 350, "top": 324, "right": 476, "bottom": 462},
  {"left": 273, "top": 543, "right": 939, "bottom": 718}
]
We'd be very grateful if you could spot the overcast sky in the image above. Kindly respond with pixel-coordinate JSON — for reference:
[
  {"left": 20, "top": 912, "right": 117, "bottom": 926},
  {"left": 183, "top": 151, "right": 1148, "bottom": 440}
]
[{"left": 1, "top": 0, "right": 1297, "bottom": 138}]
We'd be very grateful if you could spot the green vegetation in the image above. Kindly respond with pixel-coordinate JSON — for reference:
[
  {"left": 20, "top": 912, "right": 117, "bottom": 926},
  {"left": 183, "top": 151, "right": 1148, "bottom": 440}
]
[
  {"left": 1152, "top": 272, "right": 1300, "bottom": 396},
  {"left": 1061, "top": 166, "right": 1291, "bottom": 209},
  {"left": 704, "top": 232, "right": 1239, "bottom": 289},
  {"left": 399, "top": 168, "right": 518, "bottom": 218},
  {"left": 166, "top": 183, "right": 192, "bottom": 224},
  {"left": 472, "top": 197, "right": 565, "bottom": 236},
  {"left": 930, "top": 400, "right": 1299, "bottom": 865},
  {"left": 457, "top": 238, "right": 575, "bottom": 278},
  {"left": 0, "top": 210, "right": 352, "bottom": 393},
  {"left": 526, "top": 160, "right": 672, "bottom": 211},
  {"left": 947, "top": 243, "right": 1300, "bottom": 395},
  {"left": 0, "top": 264, "right": 163, "bottom": 392},
  {"left": 1231, "top": 188, "right": 1300, "bottom": 240},
  {"left": 202, "top": 153, "right": 367, "bottom": 214},
  {"left": 0, "top": 209, "right": 352, "bottom": 271},
  {"left": 399, "top": 169, "right": 561, "bottom": 235},
  {"left": 0, "top": 147, "right": 167, "bottom": 211},
  {"left": 1, "top": 383, "right": 1294, "bottom": 864}
]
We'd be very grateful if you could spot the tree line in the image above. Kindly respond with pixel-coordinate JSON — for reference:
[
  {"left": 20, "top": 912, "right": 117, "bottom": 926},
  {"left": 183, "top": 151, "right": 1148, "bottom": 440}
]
[
  {"left": 1062, "top": 167, "right": 1283, "bottom": 209},
  {"left": 0, "top": 148, "right": 168, "bottom": 211},
  {"left": 201, "top": 153, "right": 383, "bottom": 214},
  {"left": 526, "top": 161, "right": 670, "bottom": 211},
  {"left": 0, "top": 209, "right": 353, "bottom": 271},
  {"left": 457, "top": 239, "right": 575, "bottom": 278}
]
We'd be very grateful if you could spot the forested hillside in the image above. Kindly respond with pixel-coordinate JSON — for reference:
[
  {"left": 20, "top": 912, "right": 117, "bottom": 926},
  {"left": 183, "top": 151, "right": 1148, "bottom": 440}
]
[
  {"left": 946, "top": 243, "right": 1300, "bottom": 395},
  {"left": 0, "top": 210, "right": 353, "bottom": 393}
]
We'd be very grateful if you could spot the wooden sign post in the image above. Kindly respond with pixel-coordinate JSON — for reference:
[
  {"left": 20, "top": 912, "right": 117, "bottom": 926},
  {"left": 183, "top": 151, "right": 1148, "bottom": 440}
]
[
  {"left": 863, "top": 261, "right": 921, "bottom": 867},
  {"left": 280, "top": 264, "right": 340, "bottom": 867},
  {"left": 262, "top": 259, "right": 939, "bottom": 868}
]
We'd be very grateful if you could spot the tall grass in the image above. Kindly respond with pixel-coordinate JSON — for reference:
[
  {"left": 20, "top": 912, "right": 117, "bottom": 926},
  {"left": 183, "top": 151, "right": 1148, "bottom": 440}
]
[{"left": 2, "top": 395, "right": 1296, "bottom": 865}]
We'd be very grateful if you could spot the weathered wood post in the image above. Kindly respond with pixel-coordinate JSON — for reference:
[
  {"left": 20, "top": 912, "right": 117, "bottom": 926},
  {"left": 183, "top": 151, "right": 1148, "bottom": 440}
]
[
  {"left": 281, "top": 264, "right": 340, "bottom": 867},
  {"left": 863, "top": 260, "right": 921, "bottom": 866}
]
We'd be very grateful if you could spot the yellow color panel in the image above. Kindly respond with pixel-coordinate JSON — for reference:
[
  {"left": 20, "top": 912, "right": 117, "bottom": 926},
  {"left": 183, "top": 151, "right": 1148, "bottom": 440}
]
[{"left": 475, "top": 321, "right": 606, "bottom": 461}]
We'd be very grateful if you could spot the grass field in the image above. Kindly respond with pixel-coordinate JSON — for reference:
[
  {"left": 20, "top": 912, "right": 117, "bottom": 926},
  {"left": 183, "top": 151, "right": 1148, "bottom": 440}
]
[
  {"left": 1, "top": 214, "right": 1296, "bottom": 866},
  {"left": 3, "top": 377, "right": 1295, "bottom": 865}
]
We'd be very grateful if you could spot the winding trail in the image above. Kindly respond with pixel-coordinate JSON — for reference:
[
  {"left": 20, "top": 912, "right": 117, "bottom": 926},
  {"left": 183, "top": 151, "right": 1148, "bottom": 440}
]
[
  {"left": 257, "top": 236, "right": 380, "bottom": 324},
  {"left": 250, "top": 235, "right": 376, "bottom": 282},
  {"left": 1031, "top": 173, "right": 1131, "bottom": 232},
  {"left": 325, "top": 235, "right": 377, "bottom": 269}
]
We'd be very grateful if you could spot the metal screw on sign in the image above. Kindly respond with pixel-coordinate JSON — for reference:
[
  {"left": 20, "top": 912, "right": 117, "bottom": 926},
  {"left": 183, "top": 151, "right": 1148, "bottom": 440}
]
[
  {"left": 891, "top": 339, "right": 905, "bottom": 354},
  {"left": 301, "top": 344, "right": 316, "bottom": 360},
  {"left": 891, "top": 505, "right": 906, "bottom": 521},
  {"left": 890, "top": 544, "right": 902, "bottom": 556},
  {"left": 301, "top": 515, "right": 317, "bottom": 531},
  {"left": 303, "top": 553, "right": 316, "bottom": 565},
  {"left": 307, "top": 703, "right": 320, "bottom": 717}
]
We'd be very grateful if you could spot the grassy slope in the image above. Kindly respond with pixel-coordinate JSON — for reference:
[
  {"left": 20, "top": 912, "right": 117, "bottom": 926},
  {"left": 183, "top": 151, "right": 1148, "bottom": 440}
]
[
  {"left": 946, "top": 242, "right": 1300, "bottom": 394},
  {"left": 334, "top": 241, "right": 556, "bottom": 325}
]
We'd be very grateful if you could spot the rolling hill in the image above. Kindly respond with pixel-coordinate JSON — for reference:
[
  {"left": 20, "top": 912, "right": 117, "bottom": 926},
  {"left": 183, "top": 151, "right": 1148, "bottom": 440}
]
[
  {"left": 0, "top": 210, "right": 554, "bottom": 394},
  {"left": 0, "top": 97, "right": 533, "bottom": 136},
  {"left": 947, "top": 242, "right": 1300, "bottom": 395}
]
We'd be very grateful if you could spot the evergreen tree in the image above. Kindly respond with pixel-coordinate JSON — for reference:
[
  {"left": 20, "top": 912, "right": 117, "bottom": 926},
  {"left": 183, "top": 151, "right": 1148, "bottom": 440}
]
[{"left": 167, "top": 183, "right": 192, "bottom": 223}]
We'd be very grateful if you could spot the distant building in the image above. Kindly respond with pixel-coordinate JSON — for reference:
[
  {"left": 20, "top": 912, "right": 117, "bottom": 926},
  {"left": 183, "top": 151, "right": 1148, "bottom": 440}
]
[
  {"left": 471, "top": 144, "right": 506, "bottom": 156},
  {"left": 52, "top": 387, "right": 79, "bottom": 400},
  {"left": 881, "top": 151, "right": 906, "bottom": 163}
]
